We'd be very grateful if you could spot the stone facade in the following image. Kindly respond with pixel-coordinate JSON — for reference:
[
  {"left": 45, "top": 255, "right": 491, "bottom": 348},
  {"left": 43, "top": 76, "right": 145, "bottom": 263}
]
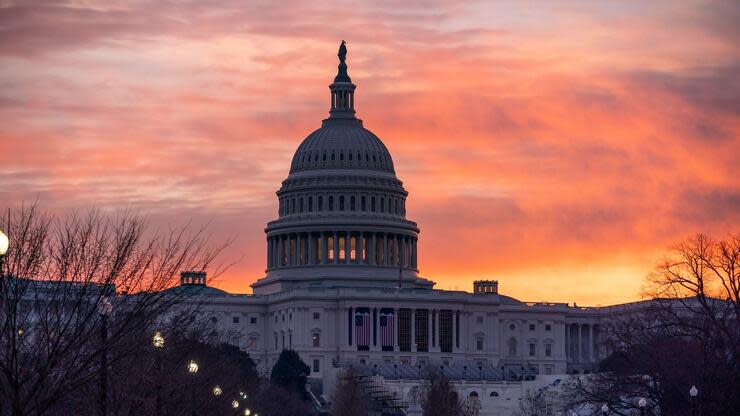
[{"left": 188, "top": 44, "right": 613, "bottom": 413}]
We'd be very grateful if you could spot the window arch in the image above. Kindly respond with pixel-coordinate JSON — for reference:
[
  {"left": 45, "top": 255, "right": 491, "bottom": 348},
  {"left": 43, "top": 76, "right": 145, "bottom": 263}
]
[{"left": 489, "top": 391, "right": 499, "bottom": 397}]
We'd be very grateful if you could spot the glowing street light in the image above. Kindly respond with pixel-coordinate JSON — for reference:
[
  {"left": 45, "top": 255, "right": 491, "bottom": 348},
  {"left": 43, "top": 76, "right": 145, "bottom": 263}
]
[
  {"left": 188, "top": 360, "right": 199, "bottom": 374},
  {"left": 152, "top": 331, "right": 164, "bottom": 349},
  {"left": 243, "top": 409, "right": 251, "bottom": 416},
  {"left": 0, "top": 228, "right": 9, "bottom": 275},
  {"left": 638, "top": 398, "right": 647, "bottom": 416},
  {"left": 689, "top": 385, "right": 699, "bottom": 416},
  {"left": 213, "top": 385, "right": 223, "bottom": 396},
  {"left": 232, "top": 400, "right": 239, "bottom": 409}
]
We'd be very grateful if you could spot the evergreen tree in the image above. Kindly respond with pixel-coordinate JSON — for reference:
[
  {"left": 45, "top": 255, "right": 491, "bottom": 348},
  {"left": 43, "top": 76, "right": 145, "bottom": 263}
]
[{"left": 269, "top": 349, "right": 311, "bottom": 397}]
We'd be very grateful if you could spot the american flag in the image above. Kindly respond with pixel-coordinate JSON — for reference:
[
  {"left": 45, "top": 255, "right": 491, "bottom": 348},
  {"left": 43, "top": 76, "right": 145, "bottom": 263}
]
[
  {"left": 355, "top": 309, "right": 371, "bottom": 347},
  {"left": 379, "top": 311, "right": 394, "bottom": 348}
]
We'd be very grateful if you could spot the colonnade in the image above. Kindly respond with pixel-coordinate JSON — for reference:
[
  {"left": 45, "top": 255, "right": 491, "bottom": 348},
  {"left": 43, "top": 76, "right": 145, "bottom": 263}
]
[
  {"left": 267, "top": 231, "right": 417, "bottom": 270},
  {"left": 341, "top": 307, "right": 461, "bottom": 353},
  {"left": 565, "top": 323, "right": 599, "bottom": 363}
]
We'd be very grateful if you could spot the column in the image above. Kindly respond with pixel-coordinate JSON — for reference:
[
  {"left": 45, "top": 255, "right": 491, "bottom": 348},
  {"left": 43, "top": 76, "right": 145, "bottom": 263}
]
[
  {"left": 434, "top": 309, "right": 440, "bottom": 351},
  {"left": 587, "top": 324, "right": 593, "bottom": 362},
  {"left": 428, "top": 309, "right": 433, "bottom": 351},
  {"left": 412, "top": 239, "right": 417, "bottom": 269},
  {"left": 370, "top": 233, "right": 377, "bottom": 265},
  {"left": 411, "top": 309, "right": 416, "bottom": 352},
  {"left": 277, "top": 235, "right": 284, "bottom": 266},
  {"left": 333, "top": 231, "right": 339, "bottom": 264},
  {"left": 383, "top": 234, "right": 389, "bottom": 266},
  {"left": 565, "top": 324, "right": 569, "bottom": 360},
  {"left": 357, "top": 232, "right": 363, "bottom": 264},
  {"left": 393, "top": 308, "right": 399, "bottom": 351},
  {"left": 576, "top": 324, "right": 582, "bottom": 362},
  {"left": 266, "top": 237, "right": 272, "bottom": 268},
  {"left": 319, "top": 233, "right": 326, "bottom": 264},
  {"left": 344, "top": 232, "right": 351, "bottom": 263},
  {"left": 399, "top": 237, "right": 405, "bottom": 267},
  {"left": 374, "top": 308, "right": 380, "bottom": 351},
  {"left": 452, "top": 310, "right": 457, "bottom": 352},
  {"left": 307, "top": 233, "right": 314, "bottom": 265},
  {"left": 297, "top": 234, "right": 302, "bottom": 265}
]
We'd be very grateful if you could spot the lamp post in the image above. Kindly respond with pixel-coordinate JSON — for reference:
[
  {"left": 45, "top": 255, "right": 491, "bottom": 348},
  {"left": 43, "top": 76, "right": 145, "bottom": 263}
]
[
  {"left": 689, "top": 385, "right": 698, "bottom": 416},
  {"left": 0, "top": 228, "right": 8, "bottom": 276},
  {"left": 99, "top": 299, "right": 112, "bottom": 416},
  {"left": 188, "top": 360, "right": 199, "bottom": 416},
  {"left": 152, "top": 332, "right": 164, "bottom": 414},
  {"left": 638, "top": 398, "right": 647, "bottom": 416},
  {"left": 601, "top": 404, "right": 608, "bottom": 415}
]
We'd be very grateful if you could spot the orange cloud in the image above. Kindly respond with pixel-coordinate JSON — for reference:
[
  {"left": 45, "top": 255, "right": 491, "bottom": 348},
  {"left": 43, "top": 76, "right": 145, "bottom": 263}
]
[{"left": 1, "top": 0, "right": 738, "bottom": 305}]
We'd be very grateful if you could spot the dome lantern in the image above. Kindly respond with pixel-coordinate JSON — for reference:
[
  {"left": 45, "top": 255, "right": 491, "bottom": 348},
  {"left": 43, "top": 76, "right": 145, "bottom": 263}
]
[{"left": 328, "top": 40, "right": 356, "bottom": 120}]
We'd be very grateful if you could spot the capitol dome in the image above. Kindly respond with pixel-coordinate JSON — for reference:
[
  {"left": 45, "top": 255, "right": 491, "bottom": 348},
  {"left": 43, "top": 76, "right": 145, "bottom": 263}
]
[
  {"left": 251, "top": 41, "right": 432, "bottom": 295},
  {"left": 289, "top": 121, "right": 395, "bottom": 174}
]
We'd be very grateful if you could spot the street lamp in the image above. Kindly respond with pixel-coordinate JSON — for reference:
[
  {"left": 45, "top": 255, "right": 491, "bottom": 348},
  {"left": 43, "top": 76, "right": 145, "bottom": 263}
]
[
  {"left": 153, "top": 331, "right": 164, "bottom": 414},
  {"left": 638, "top": 398, "right": 647, "bottom": 416},
  {"left": 232, "top": 400, "right": 239, "bottom": 409},
  {"left": 213, "top": 386, "right": 223, "bottom": 396},
  {"left": 689, "top": 385, "right": 698, "bottom": 416},
  {"left": 244, "top": 409, "right": 251, "bottom": 416},
  {"left": 188, "top": 360, "right": 199, "bottom": 374},
  {"left": 601, "top": 404, "right": 608, "bottom": 415},
  {"left": 152, "top": 331, "right": 165, "bottom": 349},
  {"left": 0, "top": 228, "right": 8, "bottom": 275},
  {"left": 188, "top": 361, "right": 199, "bottom": 416}
]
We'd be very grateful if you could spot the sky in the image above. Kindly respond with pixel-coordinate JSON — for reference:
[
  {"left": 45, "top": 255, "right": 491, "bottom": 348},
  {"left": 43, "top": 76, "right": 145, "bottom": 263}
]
[{"left": 1, "top": 0, "right": 738, "bottom": 305}]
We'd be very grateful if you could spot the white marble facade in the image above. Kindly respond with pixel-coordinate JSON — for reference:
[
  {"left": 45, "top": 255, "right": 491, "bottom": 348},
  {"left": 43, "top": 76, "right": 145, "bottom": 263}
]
[{"left": 186, "top": 46, "right": 609, "bottom": 409}]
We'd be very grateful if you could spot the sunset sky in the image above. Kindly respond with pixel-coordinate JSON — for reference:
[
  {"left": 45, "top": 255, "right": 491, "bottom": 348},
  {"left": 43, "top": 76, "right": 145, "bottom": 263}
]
[{"left": 1, "top": 1, "right": 738, "bottom": 305}]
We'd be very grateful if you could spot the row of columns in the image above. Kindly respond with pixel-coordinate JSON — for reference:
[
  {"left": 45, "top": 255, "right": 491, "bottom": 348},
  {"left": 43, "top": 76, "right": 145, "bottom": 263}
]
[
  {"left": 267, "top": 231, "right": 418, "bottom": 270},
  {"left": 342, "top": 307, "right": 461, "bottom": 353},
  {"left": 565, "top": 323, "right": 599, "bottom": 363},
  {"left": 331, "top": 87, "right": 354, "bottom": 111}
]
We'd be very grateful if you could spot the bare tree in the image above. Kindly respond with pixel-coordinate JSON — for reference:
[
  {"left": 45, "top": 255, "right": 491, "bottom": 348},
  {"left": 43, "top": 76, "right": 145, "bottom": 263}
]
[
  {"left": 331, "top": 366, "right": 371, "bottom": 416},
  {"left": 421, "top": 371, "right": 463, "bottom": 416},
  {"left": 0, "top": 204, "right": 231, "bottom": 416},
  {"left": 513, "top": 389, "right": 551, "bottom": 416},
  {"left": 561, "top": 233, "right": 740, "bottom": 416}
]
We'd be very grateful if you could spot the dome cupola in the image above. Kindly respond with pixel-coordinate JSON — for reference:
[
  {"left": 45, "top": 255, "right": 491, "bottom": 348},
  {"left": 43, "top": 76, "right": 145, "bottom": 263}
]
[{"left": 252, "top": 42, "right": 432, "bottom": 295}]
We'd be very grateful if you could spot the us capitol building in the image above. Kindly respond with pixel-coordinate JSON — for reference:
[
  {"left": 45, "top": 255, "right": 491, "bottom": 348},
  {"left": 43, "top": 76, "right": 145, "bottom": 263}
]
[{"left": 189, "top": 43, "right": 615, "bottom": 414}]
